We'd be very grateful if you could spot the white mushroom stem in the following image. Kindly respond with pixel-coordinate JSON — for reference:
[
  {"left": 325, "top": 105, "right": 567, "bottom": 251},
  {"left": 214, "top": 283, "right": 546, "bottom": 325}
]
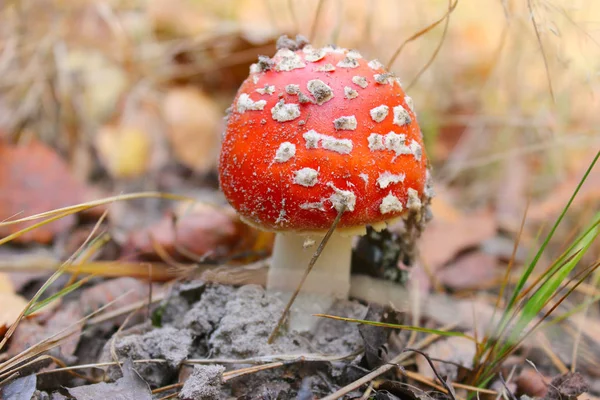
[{"left": 267, "top": 231, "right": 353, "bottom": 332}]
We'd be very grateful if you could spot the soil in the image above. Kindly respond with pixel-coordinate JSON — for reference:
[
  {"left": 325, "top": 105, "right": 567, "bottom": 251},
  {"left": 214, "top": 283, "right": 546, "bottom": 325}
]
[{"left": 48, "top": 282, "right": 370, "bottom": 398}]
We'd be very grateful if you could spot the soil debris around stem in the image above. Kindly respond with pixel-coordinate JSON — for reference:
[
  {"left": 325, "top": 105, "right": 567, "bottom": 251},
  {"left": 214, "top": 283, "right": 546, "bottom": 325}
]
[{"left": 87, "top": 282, "right": 367, "bottom": 397}]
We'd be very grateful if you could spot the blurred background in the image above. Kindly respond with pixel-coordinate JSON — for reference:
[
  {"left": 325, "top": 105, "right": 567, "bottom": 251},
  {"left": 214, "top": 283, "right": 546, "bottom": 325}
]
[
  {"left": 0, "top": 0, "right": 599, "bottom": 269},
  {"left": 1, "top": 0, "right": 598, "bottom": 255}
]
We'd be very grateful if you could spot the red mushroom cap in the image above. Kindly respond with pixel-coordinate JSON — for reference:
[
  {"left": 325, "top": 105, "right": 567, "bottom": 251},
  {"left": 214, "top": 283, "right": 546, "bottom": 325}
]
[{"left": 219, "top": 42, "right": 430, "bottom": 232}]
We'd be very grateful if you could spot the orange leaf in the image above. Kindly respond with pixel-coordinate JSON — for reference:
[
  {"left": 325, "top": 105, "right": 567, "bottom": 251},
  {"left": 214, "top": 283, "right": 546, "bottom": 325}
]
[{"left": 0, "top": 139, "right": 89, "bottom": 243}]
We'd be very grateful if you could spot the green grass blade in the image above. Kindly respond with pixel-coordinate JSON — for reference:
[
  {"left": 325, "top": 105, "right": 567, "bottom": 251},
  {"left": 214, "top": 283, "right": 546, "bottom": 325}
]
[
  {"left": 25, "top": 276, "right": 93, "bottom": 316},
  {"left": 505, "top": 151, "right": 599, "bottom": 312},
  {"left": 313, "top": 314, "right": 475, "bottom": 341},
  {"left": 509, "top": 214, "right": 599, "bottom": 343}
]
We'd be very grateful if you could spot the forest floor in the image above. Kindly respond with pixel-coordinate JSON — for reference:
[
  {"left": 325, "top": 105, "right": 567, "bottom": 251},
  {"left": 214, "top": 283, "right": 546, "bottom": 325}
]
[{"left": 0, "top": 0, "right": 600, "bottom": 399}]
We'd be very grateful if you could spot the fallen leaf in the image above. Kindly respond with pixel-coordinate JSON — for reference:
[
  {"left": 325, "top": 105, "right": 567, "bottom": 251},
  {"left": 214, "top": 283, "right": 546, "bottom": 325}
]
[
  {"left": 495, "top": 153, "right": 528, "bottom": 232},
  {"left": 62, "top": 50, "right": 128, "bottom": 124},
  {"left": 166, "top": 29, "right": 279, "bottom": 92},
  {"left": 414, "top": 336, "right": 475, "bottom": 381},
  {"left": 163, "top": 86, "right": 222, "bottom": 175},
  {"left": 67, "top": 359, "right": 152, "bottom": 400},
  {"left": 122, "top": 202, "right": 265, "bottom": 262},
  {"left": 529, "top": 150, "right": 600, "bottom": 222},
  {"left": 79, "top": 277, "right": 154, "bottom": 324},
  {"left": 7, "top": 301, "right": 83, "bottom": 358},
  {"left": 94, "top": 125, "right": 152, "bottom": 179},
  {"left": 358, "top": 304, "right": 393, "bottom": 369},
  {"left": 420, "top": 190, "right": 497, "bottom": 271},
  {"left": 0, "top": 139, "right": 89, "bottom": 243},
  {"left": 0, "top": 374, "right": 37, "bottom": 400},
  {"left": 0, "top": 273, "right": 28, "bottom": 336},
  {"left": 94, "top": 95, "right": 167, "bottom": 180},
  {"left": 516, "top": 368, "right": 549, "bottom": 398},
  {"left": 436, "top": 252, "right": 499, "bottom": 291}
]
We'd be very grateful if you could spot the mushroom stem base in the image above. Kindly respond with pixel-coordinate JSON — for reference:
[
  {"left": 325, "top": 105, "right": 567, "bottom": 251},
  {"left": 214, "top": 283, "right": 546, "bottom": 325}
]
[{"left": 267, "top": 231, "right": 352, "bottom": 332}]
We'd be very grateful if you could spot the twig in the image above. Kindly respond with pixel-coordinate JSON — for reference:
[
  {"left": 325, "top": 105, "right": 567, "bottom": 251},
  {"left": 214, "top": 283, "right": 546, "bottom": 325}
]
[
  {"left": 401, "top": 348, "right": 456, "bottom": 400},
  {"left": 498, "top": 373, "right": 518, "bottom": 400},
  {"left": 398, "top": 370, "right": 463, "bottom": 399},
  {"left": 320, "top": 324, "right": 456, "bottom": 400},
  {"left": 267, "top": 206, "right": 346, "bottom": 344}
]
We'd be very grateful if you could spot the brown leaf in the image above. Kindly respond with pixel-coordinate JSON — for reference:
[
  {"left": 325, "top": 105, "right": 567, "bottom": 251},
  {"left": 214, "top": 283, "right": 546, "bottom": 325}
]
[
  {"left": 122, "top": 202, "right": 263, "bottom": 262},
  {"left": 495, "top": 153, "right": 528, "bottom": 232},
  {"left": 79, "top": 277, "right": 154, "bottom": 324},
  {"left": 166, "top": 29, "right": 279, "bottom": 91},
  {"left": 7, "top": 301, "right": 83, "bottom": 358},
  {"left": 94, "top": 95, "right": 167, "bottom": 180},
  {"left": 420, "top": 190, "right": 496, "bottom": 271},
  {"left": 163, "top": 87, "right": 222, "bottom": 175},
  {"left": 67, "top": 359, "right": 151, "bottom": 400},
  {"left": 414, "top": 336, "right": 475, "bottom": 382},
  {"left": 358, "top": 304, "right": 395, "bottom": 369},
  {"left": 0, "top": 273, "right": 28, "bottom": 336},
  {"left": 0, "top": 139, "right": 89, "bottom": 243},
  {"left": 529, "top": 150, "right": 600, "bottom": 222},
  {"left": 436, "top": 252, "right": 499, "bottom": 291},
  {"left": 516, "top": 368, "right": 549, "bottom": 398},
  {"left": 95, "top": 125, "right": 153, "bottom": 179}
]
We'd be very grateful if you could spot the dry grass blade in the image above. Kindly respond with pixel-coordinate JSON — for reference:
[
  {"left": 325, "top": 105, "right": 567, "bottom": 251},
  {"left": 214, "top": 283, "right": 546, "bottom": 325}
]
[
  {"left": 386, "top": 0, "right": 458, "bottom": 70},
  {"left": 401, "top": 348, "right": 457, "bottom": 400},
  {"left": 406, "top": 0, "right": 454, "bottom": 91},
  {"left": 0, "top": 192, "right": 193, "bottom": 226},
  {"left": 0, "top": 290, "right": 135, "bottom": 382},
  {"left": 527, "top": 0, "right": 555, "bottom": 103},
  {"left": 0, "top": 208, "right": 109, "bottom": 351},
  {"left": 267, "top": 205, "right": 346, "bottom": 344},
  {"left": 36, "top": 350, "right": 360, "bottom": 376}
]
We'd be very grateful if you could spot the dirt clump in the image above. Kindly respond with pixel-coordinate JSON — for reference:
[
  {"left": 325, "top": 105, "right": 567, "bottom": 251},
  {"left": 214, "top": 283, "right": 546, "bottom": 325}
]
[{"left": 179, "top": 365, "right": 225, "bottom": 400}]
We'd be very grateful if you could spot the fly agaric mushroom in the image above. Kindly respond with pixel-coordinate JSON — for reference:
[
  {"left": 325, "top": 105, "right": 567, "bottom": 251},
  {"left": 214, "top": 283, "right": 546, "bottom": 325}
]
[{"left": 219, "top": 36, "right": 433, "bottom": 330}]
